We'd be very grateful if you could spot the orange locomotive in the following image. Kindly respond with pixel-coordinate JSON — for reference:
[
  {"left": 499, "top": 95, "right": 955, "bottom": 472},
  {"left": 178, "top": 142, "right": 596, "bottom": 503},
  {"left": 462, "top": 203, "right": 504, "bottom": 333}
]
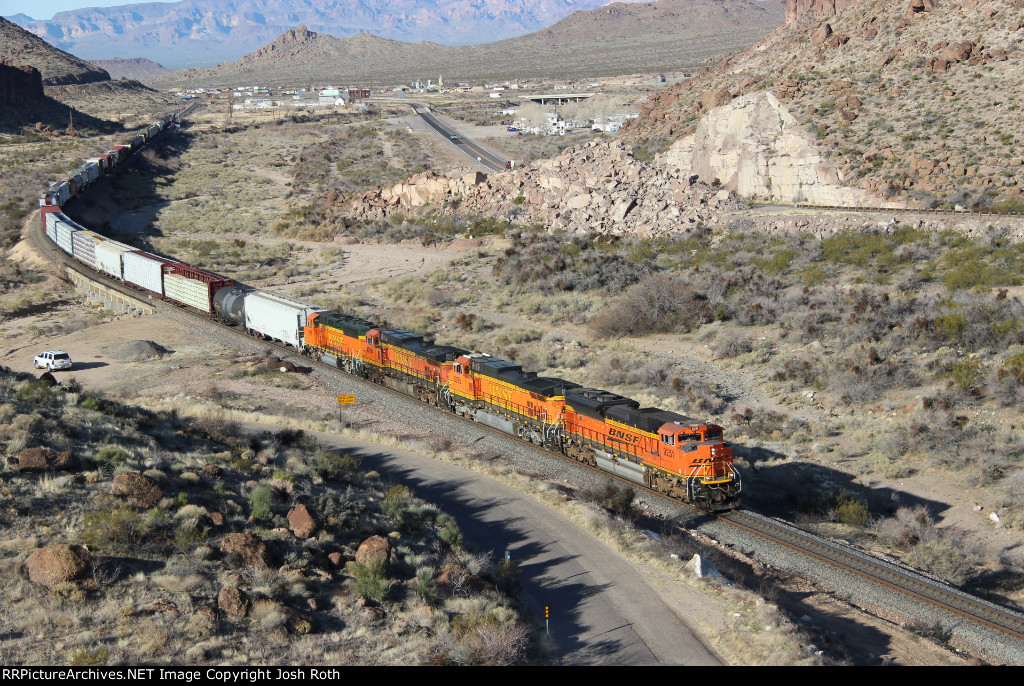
[{"left": 303, "top": 313, "right": 740, "bottom": 510}]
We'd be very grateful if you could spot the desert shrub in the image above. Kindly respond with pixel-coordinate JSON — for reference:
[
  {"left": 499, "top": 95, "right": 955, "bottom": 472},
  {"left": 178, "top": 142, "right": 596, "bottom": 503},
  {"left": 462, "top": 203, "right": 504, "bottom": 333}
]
[
  {"left": 94, "top": 446, "right": 129, "bottom": 467},
  {"left": 437, "top": 513, "right": 463, "bottom": 550},
  {"left": 591, "top": 273, "right": 710, "bottom": 337},
  {"left": 346, "top": 557, "right": 390, "bottom": 602},
  {"left": 248, "top": 484, "right": 277, "bottom": 520},
  {"left": 416, "top": 566, "right": 438, "bottom": 603},
  {"left": 945, "top": 358, "right": 986, "bottom": 395},
  {"left": 16, "top": 380, "right": 55, "bottom": 405},
  {"left": 67, "top": 647, "right": 110, "bottom": 666},
  {"left": 713, "top": 336, "right": 754, "bottom": 359},
  {"left": 82, "top": 506, "right": 144, "bottom": 552},
  {"left": 907, "top": 539, "right": 977, "bottom": 586},
  {"left": 876, "top": 505, "right": 936, "bottom": 547},
  {"left": 309, "top": 450, "right": 361, "bottom": 482},
  {"left": 597, "top": 483, "right": 635, "bottom": 518},
  {"left": 730, "top": 407, "right": 787, "bottom": 440},
  {"left": 381, "top": 484, "right": 411, "bottom": 520},
  {"left": 433, "top": 608, "right": 530, "bottom": 666},
  {"left": 835, "top": 496, "right": 871, "bottom": 528}
]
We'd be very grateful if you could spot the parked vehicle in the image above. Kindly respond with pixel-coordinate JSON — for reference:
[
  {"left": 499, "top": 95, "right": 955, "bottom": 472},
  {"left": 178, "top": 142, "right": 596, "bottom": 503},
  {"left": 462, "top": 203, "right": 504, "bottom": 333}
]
[{"left": 34, "top": 351, "right": 72, "bottom": 371}]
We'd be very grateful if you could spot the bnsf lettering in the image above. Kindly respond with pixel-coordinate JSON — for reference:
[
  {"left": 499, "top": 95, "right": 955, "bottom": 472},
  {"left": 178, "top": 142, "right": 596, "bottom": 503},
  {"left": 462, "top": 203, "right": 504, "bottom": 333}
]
[{"left": 609, "top": 428, "right": 639, "bottom": 443}]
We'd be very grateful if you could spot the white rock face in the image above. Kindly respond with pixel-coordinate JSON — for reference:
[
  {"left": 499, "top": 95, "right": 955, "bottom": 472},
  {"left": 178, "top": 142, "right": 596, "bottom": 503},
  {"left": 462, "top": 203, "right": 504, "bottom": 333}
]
[
  {"left": 685, "top": 553, "right": 725, "bottom": 581},
  {"left": 661, "top": 91, "right": 877, "bottom": 206}
]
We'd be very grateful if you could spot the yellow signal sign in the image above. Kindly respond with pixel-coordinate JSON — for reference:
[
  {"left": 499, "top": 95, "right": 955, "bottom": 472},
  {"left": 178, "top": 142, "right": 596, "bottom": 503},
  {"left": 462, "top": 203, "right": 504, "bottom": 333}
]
[{"left": 337, "top": 395, "right": 355, "bottom": 405}]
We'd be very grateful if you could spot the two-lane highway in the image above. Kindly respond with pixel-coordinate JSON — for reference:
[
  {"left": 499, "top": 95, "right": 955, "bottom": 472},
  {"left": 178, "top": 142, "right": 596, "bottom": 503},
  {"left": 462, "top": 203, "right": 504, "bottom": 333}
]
[{"left": 410, "top": 103, "right": 508, "bottom": 172}]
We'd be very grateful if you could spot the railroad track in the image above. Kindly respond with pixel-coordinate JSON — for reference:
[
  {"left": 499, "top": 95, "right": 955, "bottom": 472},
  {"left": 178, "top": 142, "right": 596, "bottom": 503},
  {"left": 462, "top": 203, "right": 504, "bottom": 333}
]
[{"left": 719, "top": 509, "right": 1024, "bottom": 641}]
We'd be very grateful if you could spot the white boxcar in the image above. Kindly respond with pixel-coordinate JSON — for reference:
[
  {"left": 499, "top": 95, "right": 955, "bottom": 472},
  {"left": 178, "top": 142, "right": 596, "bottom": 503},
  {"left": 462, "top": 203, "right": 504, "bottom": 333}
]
[
  {"left": 54, "top": 214, "right": 83, "bottom": 255},
  {"left": 94, "top": 239, "right": 134, "bottom": 280},
  {"left": 123, "top": 251, "right": 173, "bottom": 295},
  {"left": 244, "top": 290, "right": 324, "bottom": 349},
  {"left": 71, "top": 230, "right": 105, "bottom": 269}
]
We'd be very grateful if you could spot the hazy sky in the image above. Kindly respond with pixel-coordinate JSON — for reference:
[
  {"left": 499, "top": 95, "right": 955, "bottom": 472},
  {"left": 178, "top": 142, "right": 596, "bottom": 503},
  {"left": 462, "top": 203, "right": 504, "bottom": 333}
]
[{"left": 5, "top": 2, "right": 176, "bottom": 20}]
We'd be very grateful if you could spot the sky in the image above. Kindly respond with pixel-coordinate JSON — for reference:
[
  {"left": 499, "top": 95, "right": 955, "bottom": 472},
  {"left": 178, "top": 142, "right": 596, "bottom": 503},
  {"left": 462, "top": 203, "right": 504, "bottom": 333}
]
[{"left": 4, "top": 1, "right": 176, "bottom": 20}]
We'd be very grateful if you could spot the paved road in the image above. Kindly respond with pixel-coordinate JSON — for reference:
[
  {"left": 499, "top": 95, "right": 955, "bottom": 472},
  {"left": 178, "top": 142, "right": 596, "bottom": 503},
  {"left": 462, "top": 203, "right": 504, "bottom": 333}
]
[
  {"left": 249, "top": 424, "right": 721, "bottom": 665},
  {"left": 409, "top": 103, "right": 508, "bottom": 172}
]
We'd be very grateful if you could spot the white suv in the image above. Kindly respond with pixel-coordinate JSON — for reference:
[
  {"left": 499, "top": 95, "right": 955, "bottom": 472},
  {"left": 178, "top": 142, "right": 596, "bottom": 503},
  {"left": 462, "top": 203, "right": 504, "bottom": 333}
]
[{"left": 34, "top": 351, "right": 72, "bottom": 371}]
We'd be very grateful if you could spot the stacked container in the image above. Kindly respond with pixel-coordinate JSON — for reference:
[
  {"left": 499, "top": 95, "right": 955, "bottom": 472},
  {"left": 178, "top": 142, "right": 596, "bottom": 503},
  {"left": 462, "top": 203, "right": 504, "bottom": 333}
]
[
  {"left": 162, "top": 264, "right": 232, "bottom": 314},
  {"left": 244, "top": 290, "right": 324, "bottom": 349}
]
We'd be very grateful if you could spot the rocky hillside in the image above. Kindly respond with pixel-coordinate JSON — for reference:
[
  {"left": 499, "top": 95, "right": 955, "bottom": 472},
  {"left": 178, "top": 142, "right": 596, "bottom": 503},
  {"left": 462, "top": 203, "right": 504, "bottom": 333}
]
[
  {"left": 623, "top": 0, "right": 1024, "bottom": 209},
  {"left": 149, "top": 0, "right": 784, "bottom": 88},
  {"left": 345, "top": 139, "right": 745, "bottom": 236},
  {"left": 0, "top": 60, "right": 42, "bottom": 105},
  {"left": 0, "top": 16, "right": 109, "bottom": 86},
  {"left": 9, "top": 0, "right": 633, "bottom": 69},
  {"left": 90, "top": 57, "right": 171, "bottom": 81}
]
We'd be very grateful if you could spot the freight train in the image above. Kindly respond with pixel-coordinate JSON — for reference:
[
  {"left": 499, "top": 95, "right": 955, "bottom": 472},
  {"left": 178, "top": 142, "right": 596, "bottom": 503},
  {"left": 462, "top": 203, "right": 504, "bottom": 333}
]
[{"left": 37, "top": 111, "right": 741, "bottom": 511}]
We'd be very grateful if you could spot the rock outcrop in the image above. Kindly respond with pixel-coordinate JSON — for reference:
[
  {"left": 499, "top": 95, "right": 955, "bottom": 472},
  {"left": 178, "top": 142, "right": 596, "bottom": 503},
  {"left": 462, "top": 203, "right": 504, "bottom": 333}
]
[
  {"left": 17, "top": 447, "right": 76, "bottom": 472},
  {"left": 111, "top": 471, "right": 163, "bottom": 508},
  {"left": 0, "top": 60, "right": 43, "bottom": 105},
  {"left": 660, "top": 91, "right": 882, "bottom": 206},
  {"left": 347, "top": 140, "right": 746, "bottom": 237},
  {"left": 220, "top": 532, "right": 270, "bottom": 568},
  {"left": 785, "top": 0, "right": 863, "bottom": 24}
]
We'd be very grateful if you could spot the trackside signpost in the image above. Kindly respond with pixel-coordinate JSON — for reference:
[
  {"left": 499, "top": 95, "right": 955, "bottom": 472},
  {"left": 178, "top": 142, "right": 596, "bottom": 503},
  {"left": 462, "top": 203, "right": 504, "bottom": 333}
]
[{"left": 338, "top": 394, "right": 355, "bottom": 428}]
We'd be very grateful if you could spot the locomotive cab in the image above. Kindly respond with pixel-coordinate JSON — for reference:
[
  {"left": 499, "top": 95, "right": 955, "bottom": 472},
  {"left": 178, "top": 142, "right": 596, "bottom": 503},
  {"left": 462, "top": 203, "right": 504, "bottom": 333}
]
[{"left": 657, "top": 422, "right": 739, "bottom": 509}]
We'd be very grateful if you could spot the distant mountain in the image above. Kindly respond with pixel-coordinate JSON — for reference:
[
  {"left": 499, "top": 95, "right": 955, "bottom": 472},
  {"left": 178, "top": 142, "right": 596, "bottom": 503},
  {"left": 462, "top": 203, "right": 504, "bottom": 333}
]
[
  {"left": 0, "top": 16, "right": 108, "bottom": 85},
  {"left": 91, "top": 57, "right": 171, "bottom": 81},
  {"left": 6, "top": 0, "right": 643, "bottom": 70},
  {"left": 149, "top": 0, "right": 785, "bottom": 88}
]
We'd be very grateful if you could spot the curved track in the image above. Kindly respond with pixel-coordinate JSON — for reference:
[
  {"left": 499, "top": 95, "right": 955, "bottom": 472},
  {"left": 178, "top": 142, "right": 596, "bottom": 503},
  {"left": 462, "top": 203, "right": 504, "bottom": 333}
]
[{"left": 36, "top": 108, "right": 1024, "bottom": 654}]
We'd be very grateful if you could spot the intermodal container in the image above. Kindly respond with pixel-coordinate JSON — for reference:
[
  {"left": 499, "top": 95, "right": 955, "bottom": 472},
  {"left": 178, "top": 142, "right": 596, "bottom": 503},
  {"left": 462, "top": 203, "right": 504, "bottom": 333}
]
[
  {"left": 162, "top": 264, "right": 232, "bottom": 314},
  {"left": 123, "top": 251, "right": 175, "bottom": 295},
  {"left": 44, "top": 209, "right": 60, "bottom": 242},
  {"left": 71, "top": 230, "right": 105, "bottom": 269},
  {"left": 244, "top": 290, "right": 324, "bottom": 349},
  {"left": 54, "top": 214, "right": 81, "bottom": 255},
  {"left": 94, "top": 239, "right": 134, "bottom": 280}
]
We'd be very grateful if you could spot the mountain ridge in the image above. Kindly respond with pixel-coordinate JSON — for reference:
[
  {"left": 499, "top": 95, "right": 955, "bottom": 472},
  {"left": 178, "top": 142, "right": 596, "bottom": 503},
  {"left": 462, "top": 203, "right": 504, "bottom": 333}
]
[
  {"left": 6, "top": 0, "right": 643, "bottom": 70},
  {"left": 148, "top": 0, "right": 785, "bottom": 88}
]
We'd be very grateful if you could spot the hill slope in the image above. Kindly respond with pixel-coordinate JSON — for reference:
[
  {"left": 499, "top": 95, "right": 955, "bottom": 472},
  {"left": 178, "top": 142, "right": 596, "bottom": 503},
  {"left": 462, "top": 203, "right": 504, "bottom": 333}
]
[
  {"left": 90, "top": 57, "right": 171, "bottom": 81},
  {"left": 149, "top": 0, "right": 786, "bottom": 88},
  {"left": 623, "top": 0, "right": 1024, "bottom": 208},
  {"left": 0, "top": 16, "right": 109, "bottom": 86}
]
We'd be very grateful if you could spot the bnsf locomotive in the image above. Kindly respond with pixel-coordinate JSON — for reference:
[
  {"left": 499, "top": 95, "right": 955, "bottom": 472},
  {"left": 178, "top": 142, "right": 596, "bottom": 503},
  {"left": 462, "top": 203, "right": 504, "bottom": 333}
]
[{"left": 38, "top": 110, "right": 741, "bottom": 511}]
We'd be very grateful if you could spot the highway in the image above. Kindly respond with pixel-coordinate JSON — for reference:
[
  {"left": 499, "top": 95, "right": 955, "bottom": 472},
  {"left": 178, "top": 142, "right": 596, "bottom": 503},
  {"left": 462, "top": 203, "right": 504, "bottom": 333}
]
[{"left": 409, "top": 103, "right": 508, "bottom": 173}]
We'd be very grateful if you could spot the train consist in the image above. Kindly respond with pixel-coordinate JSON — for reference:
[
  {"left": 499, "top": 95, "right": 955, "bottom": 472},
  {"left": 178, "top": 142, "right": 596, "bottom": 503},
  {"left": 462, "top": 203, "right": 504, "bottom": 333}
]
[{"left": 38, "top": 112, "right": 741, "bottom": 511}]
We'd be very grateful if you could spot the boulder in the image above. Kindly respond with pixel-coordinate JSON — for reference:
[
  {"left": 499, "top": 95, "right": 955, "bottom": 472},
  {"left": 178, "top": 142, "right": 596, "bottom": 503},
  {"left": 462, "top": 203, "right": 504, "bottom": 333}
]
[
  {"left": 812, "top": 23, "right": 833, "bottom": 45},
  {"left": 698, "top": 87, "right": 733, "bottom": 112},
  {"left": 287, "top": 504, "right": 319, "bottom": 539},
  {"left": 355, "top": 535, "right": 391, "bottom": 567},
  {"left": 684, "top": 553, "right": 725, "bottom": 581},
  {"left": 218, "top": 585, "right": 250, "bottom": 617},
  {"left": 24, "top": 544, "right": 91, "bottom": 587},
  {"left": 111, "top": 471, "right": 163, "bottom": 508},
  {"left": 219, "top": 532, "right": 270, "bottom": 568},
  {"left": 17, "top": 447, "right": 77, "bottom": 473}
]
